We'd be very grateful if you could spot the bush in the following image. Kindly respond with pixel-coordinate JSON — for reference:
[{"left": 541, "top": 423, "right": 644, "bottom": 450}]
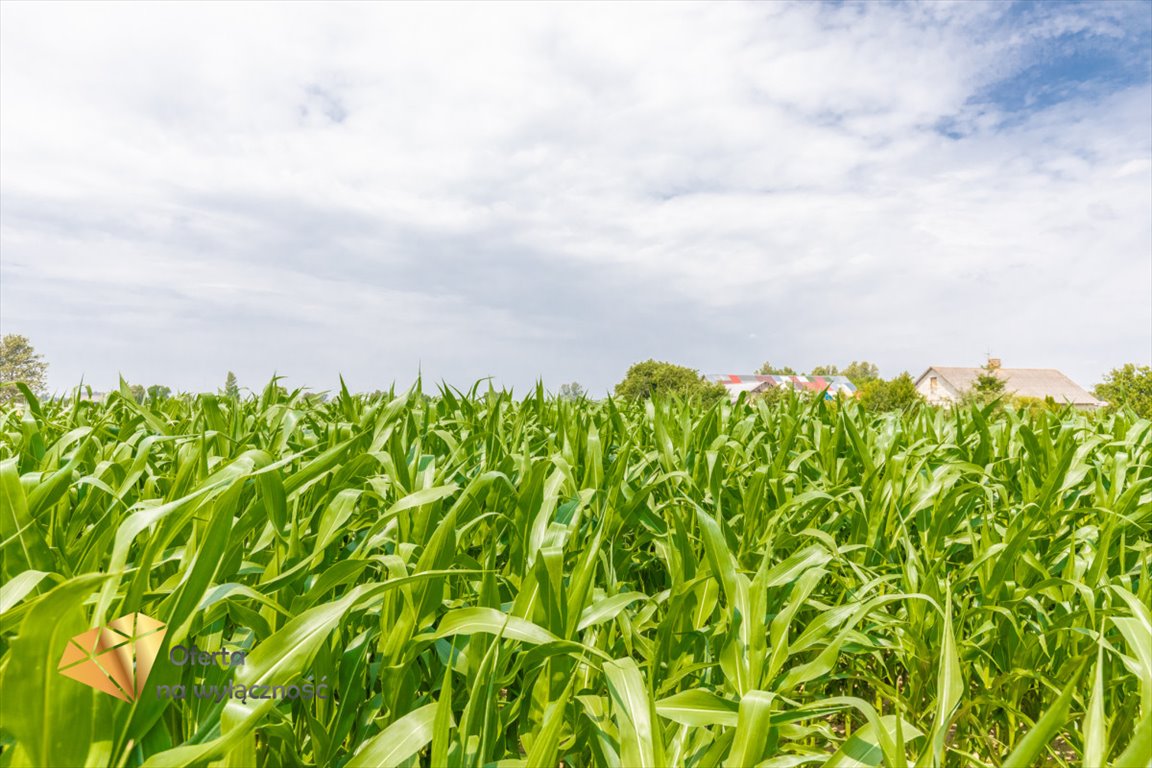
[
  {"left": 859, "top": 372, "right": 921, "bottom": 412},
  {"left": 1011, "top": 395, "right": 1061, "bottom": 416},
  {"left": 615, "top": 360, "right": 727, "bottom": 401}
]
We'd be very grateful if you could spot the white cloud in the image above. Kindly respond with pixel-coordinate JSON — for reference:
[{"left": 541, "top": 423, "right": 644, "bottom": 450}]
[{"left": 1, "top": 1, "right": 1148, "bottom": 394}]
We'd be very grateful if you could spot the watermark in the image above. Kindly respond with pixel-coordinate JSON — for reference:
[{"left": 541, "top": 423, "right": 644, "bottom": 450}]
[
  {"left": 158, "top": 642, "right": 329, "bottom": 701},
  {"left": 57, "top": 612, "right": 167, "bottom": 702},
  {"left": 156, "top": 677, "right": 330, "bottom": 703},
  {"left": 168, "top": 642, "right": 247, "bottom": 668},
  {"left": 57, "top": 612, "right": 331, "bottom": 704}
]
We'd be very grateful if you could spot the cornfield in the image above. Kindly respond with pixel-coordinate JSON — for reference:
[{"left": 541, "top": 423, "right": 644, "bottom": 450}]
[{"left": 1, "top": 381, "right": 1149, "bottom": 767}]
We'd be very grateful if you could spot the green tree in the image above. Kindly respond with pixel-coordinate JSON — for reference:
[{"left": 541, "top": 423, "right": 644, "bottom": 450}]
[
  {"left": 222, "top": 371, "right": 241, "bottom": 399},
  {"left": 558, "top": 382, "right": 586, "bottom": 401},
  {"left": 127, "top": 384, "right": 146, "bottom": 403},
  {"left": 842, "top": 360, "right": 880, "bottom": 386},
  {"left": 615, "top": 360, "right": 726, "bottom": 401},
  {"left": 810, "top": 364, "right": 839, "bottom": 376},
  {"left": 1094, "top": 364, "right": 1152, "bottom": 418},
  {"left": 147, "top": 385, "right": 172, "bottom": 402},
  {"left": 756, "top": 362, "right": 797, "bottom": 375},
  {"left": 859, "top": 372, "right": 921, "bottom": 412},
  {"left": 963, "top": 362, "right": 1006, "bottom": 405},
  {"left": 0, "top": 334, "right": 49, "bottom": 404}
]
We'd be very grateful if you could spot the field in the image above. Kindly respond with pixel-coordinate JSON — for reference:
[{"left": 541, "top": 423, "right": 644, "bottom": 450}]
[{"left": 1, "top": 382, "right": 1149, "bottom": 767}]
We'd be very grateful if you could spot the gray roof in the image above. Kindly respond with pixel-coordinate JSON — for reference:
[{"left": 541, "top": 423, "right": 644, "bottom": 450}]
[{"left": 916, "top": 367, "right": 1104, "bottom": 406}]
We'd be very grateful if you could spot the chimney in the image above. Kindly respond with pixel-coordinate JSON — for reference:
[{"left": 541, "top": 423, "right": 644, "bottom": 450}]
[{"left": 988, "top": 358, "right": 1001, "bottom": 370}]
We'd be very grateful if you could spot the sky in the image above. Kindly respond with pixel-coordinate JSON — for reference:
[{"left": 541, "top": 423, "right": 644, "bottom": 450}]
[{"left": 1, "top": 1, "right": 1150, "bottom": 396}]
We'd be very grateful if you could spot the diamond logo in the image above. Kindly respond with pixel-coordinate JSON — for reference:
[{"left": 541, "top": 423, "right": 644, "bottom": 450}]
[{"left": 57, "top": 612, "right": 167, "bottom": 702}]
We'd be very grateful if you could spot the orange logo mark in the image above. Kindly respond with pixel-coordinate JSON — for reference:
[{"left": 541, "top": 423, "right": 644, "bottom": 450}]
[{"left": 57, "top": 613, "right": 167, "bottom": 702}]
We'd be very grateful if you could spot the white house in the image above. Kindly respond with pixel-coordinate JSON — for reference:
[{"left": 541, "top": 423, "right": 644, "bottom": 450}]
[{"left": 914, "top": 360, "right": 1104, "bottom": 408}]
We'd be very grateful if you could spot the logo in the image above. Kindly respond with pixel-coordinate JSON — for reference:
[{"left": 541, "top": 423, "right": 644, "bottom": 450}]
[{"left": 57, "top": 613, "right": 167, "bottom": 702}]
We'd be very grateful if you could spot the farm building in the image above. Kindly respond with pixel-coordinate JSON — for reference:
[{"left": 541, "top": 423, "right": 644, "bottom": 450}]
[
  {"left": 914, "top": 361, "right": 1104, "bottom": 408},
  {"left": 709, "top": 374, "right": 858, "bottom": 401}
]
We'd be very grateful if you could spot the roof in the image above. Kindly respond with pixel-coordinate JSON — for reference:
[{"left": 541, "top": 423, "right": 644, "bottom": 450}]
[
  {"left": 709, "top": 374, "right": 858, "bottom": 395},
  {"left": 915, "top": 367, "right": 1103, "bottom": 405}
]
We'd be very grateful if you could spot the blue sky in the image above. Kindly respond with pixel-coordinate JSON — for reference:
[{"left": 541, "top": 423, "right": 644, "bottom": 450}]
[
  {"left": 978, "top": 1, "right": 1151, "bottom": 114},
  {"left": 1, "top": 1, "right": 1149, "bottom": 395}
]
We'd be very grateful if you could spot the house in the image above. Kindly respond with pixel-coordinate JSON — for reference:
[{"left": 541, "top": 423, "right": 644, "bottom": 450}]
[
  {"left": 913, "top": 360, "right": 1104, "bottom": 408},
  {"left": 709, "top": 374, "right": 858, "bottom": 401}
]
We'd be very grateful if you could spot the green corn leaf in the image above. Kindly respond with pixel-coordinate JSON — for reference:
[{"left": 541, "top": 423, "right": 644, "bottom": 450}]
[
  {"left": 0, "top": 574, "right": 110, "bottom": 768},
  {"left": 1001, "top": 660, "right": 1087, "bottom": 768},
  {"left": 0, "top": 457, "right": 53, "bottom": 577},
  {"left": 346, "top": 703, "right": 438, "bottom": 768},
  {"left": 916, "top": 591, "right": 963, "bottom": 767},
  {"left": 728, "top": 690, "right": 776, "bottom": 767},
  {"left": 434, "top": 607, "right": 560, "bottom": 646},
  {"left": 604, "top": 658, "right": 664, "bottom": 768},
  {"left": 655, "top": 689, "right": 740, "bottom": 727},
  {"left": 1082, "top": 643, "right": 1108, "bottom": 768},
  {"left": 1113, "top": 708, "right": 1151, "bottom": 768}
]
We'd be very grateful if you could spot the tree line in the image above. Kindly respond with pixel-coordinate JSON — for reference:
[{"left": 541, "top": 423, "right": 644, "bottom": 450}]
[
  {"left": 3, "top": 333, "right": 1151, "bottom": 417},
  {"left": 612, "top": 358, "right": 920, "bottom": 411},
  {"left": 611, "top": 357, "right": 1152, "bottom": 415}
]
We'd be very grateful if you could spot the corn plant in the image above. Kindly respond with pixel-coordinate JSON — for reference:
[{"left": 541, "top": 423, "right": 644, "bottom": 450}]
[{"left": 0, "top": 380, "right": 1149, "bottom": 767}]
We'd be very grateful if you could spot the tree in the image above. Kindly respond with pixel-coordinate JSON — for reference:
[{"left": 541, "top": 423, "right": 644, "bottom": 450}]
[
  {"left": 222, "top": 371, "right": 240, "bottom": 399},
  {"left": 0, "top": 334, "right": 49, "bottom": 404},
  {"left": 1094, "top": 364, "right": 1152, "bottom": 418},
  {"left": 558, "top": 382, "right": 586, "bottom": 401},
  {"left": 963, "top": 361, "right": 1006, "bottom": 405},
  {"left": 757, "top": 362, "right": 797, "bottom": 375},
  {"left": 147, "top": 385, "right": 172, "bottom": 402},
  {"left": 128, "top": 384, "right": 146, "bottom": 403},
  {"left": 859, "top": 372, "right": 921, "bottom": 412},
  {"left": 810, "top": 364, "right": 840, "bottom": 376},
  {"left": 615, "top": 360, "right": 727, "bottom": 401},
  {"left": 842, "top": 360, "right": 880, "bottom": 386}
]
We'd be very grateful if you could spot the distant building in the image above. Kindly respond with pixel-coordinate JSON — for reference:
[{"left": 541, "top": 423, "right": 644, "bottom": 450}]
[
  {"left": 914, "top": 360, "right": 1104, "bottom": 408},
  {"left": 708, "top": 374, "right": 858, "bottom": 401}
]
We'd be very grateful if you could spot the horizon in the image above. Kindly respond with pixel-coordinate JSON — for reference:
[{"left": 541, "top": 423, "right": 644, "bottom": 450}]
[
  {"left": 2, "top": 1, "right": 1150, "bottom": 395},
  {"left": 28, "top": 360, "right": 1116, "bottom": 401}
]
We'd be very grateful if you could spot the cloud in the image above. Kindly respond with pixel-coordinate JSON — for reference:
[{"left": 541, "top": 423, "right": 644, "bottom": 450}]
[{"left": 1, "top": 1, "right": 1149, "bottom": 394}]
